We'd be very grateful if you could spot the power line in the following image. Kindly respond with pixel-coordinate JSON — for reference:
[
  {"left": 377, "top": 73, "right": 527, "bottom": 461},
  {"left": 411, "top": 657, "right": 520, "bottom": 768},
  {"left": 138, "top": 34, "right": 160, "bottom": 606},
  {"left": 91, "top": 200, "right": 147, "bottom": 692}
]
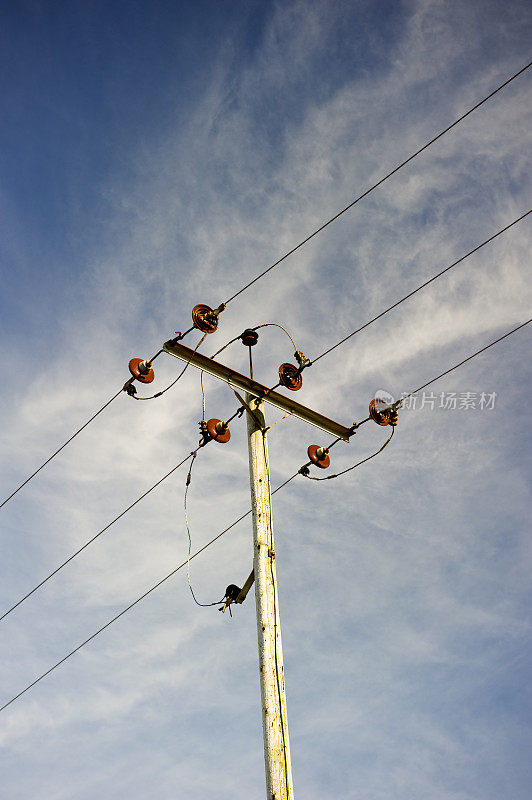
[
  {"left": 0, "top": 389, "right": 123, "bottom": 511},
  {"left": 1, "top": 318, "right": 529, "bottom": 712},
  {"left": 404, "top": 318, "right": 531, "bottom": 399},
  {"left": 0, "top": 452, "right": 196, "bottom": 622},
  {"left": 0, "top": 331, "right": 207, "bottom": 509},
  {"left": 309, "top": 209, "right": 530, "bottom": 366},
  {"left": 3, "top": 63, "right": 529, "bottom": 513},
  {"left": 222, "top": 61, "right": 531, "bottom": 306}
]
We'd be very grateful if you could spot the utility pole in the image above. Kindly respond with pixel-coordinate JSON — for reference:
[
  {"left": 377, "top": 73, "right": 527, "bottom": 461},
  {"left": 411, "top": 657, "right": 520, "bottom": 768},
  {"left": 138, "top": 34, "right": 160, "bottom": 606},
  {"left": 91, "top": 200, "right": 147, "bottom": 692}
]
[
  {"left": 247, "top": 393, "right": 294, "bottom": 799},
  {"left": 163, "top": 335, "right": 352, "bottom": 798}
]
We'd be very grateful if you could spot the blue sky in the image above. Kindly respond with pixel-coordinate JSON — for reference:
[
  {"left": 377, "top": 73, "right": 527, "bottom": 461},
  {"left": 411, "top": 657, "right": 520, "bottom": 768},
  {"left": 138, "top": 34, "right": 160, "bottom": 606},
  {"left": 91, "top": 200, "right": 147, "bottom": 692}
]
[{"left": 1, "top": 1, "right": 531, "bottom": 798}]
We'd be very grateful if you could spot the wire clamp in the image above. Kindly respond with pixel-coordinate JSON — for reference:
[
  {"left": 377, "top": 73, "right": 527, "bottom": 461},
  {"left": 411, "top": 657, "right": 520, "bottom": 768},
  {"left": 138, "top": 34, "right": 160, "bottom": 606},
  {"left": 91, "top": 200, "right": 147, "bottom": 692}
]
[
  {"left": 268, "top": 548, "right": 275, "bottom": 559},
  {"left": 198, "top": 420, "right": 210, "bottom": 446},
  {"left": 294, "top": 350, "right": 311, "bottom": 370}
]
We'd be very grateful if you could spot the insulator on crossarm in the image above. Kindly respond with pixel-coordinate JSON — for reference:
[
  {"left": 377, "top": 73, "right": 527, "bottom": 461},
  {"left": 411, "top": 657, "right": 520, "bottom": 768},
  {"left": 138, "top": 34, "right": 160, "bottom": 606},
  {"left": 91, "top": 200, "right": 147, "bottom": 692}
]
[
  {"left": 369, "top": 398, "right": 394, "bottom": 426},
  {"left": 206, "top": 418, "right": 231, "bottom": 443},
  {"left": 128, "top": 358, "right": 155, "bottom": 384},
  {"left": 278, "top": 362, "right": 303, "bottom": 391},
  {"left": 192, "top": 304, "right": 221, "bottom": 334},
  {"left": 307, "top": 444, "right": 330, "bottom": 469}
]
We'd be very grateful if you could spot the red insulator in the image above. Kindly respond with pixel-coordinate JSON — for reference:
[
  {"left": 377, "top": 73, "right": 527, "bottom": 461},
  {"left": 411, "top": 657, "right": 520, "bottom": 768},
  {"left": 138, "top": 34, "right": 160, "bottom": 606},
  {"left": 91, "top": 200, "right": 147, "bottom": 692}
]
[
  {"left": 278, "top": 363, "right": 302, "bottom": 391},
  {"left": 192, "top": 304, "right": 219, "bottom": 334},
  {"left": 369, "top": 398, "right": 392, "bottom": 426},
  {"left": 307, "top": 444, "right": 330, "bottom": 469},
  {"left": 129, "top": 358, "right": 155, "bottom": 384},
  {"left": 206, "top": 418, "right": 231, "bottom": 443}
]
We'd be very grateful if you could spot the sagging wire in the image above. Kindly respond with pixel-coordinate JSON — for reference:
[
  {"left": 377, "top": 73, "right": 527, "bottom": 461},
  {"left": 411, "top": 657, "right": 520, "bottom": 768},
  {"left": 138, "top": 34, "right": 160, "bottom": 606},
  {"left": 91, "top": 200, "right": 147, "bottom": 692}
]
[
  {"left": 299, "top": 427, "right": 395, "bottom": 481},
  {"left": 183, "top": 400, "right": 248, "bottom": 608},
  {"left": 209, "top": 322, "right": 298, "bottom": 361},
  {"left": 183, "top": 450, "right": 225, "bottom": 608},
  {"left": 131, "top": 333, "right": 208, "bottom": 400},
  {"left": 0, "top": 331, "right": 193, "bottom": 511},
  {"left": 261, "top": 429, "right": 292, "bottom": 798},
  {"left": 200, "top": 371, "right": 206, "bottom": 422},
  {"left": 253, "top": 323, "right": 297, "bottom": 352}
]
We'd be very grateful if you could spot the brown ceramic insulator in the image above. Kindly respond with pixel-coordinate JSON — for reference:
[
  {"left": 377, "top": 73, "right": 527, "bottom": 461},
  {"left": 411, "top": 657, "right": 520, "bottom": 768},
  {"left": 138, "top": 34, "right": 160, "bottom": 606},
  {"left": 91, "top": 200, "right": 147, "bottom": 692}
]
[
  {"left": 206, "top": 418, "right": 231, "bottom": 443},
  {"left": 241, "top": 329, "right": 259, "bottom": 346},
  {"left": 278, "top": 363, "right": 303, "bottom": 391},
  {"left": 369, "top": 398, "right": 392, "bottom": 426},
  {"left": 192, "top": 304, "right": 219, "bottom": 334},
  {"left": 307, "top": 444, "right": 330, "bottom": 469},
  {"left": 128, "top": 358, "right": 155, "bottom": 384}
]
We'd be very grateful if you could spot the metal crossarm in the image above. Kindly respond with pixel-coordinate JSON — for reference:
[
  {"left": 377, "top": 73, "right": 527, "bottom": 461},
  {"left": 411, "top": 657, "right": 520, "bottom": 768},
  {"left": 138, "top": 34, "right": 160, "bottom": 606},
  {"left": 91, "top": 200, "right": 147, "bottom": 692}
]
[{"left": 163, "top": 340, "right": 351, "bottom": 441}]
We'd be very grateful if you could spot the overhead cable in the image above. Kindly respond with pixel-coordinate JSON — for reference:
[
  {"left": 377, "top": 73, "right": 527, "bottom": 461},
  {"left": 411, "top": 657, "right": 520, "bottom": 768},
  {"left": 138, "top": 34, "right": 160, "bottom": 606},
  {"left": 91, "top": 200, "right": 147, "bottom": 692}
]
[
  {"left": 0, "top": 452, "right": 196, "bottom": 622},
  {"left": 222, "top": 61, "right": 531, "bottom": 306},
  {"left": 403, "top": 318, "right": 531, "bottom": 400},
  {"left": 0, "top": 389, "right": 124, "bottom": 511},
  {"left": 309, "top": 209, "right": 530, "bottom": 366}
]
